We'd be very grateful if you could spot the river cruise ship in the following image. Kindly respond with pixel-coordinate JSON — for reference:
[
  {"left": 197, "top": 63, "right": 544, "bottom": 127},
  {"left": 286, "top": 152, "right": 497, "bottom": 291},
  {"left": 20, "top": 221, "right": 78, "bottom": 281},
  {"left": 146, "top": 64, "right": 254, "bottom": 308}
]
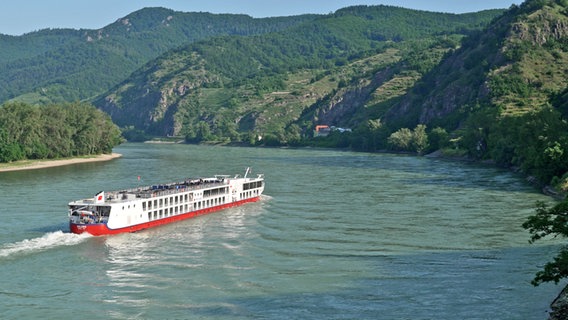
[{"left": 69, "top": 168, "right": 264, "bottom": 236}]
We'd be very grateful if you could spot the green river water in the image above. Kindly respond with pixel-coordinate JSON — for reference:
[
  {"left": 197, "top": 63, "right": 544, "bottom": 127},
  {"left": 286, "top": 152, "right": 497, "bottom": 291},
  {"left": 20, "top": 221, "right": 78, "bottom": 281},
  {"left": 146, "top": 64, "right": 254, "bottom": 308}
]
[{"left": 0, "top": 143, "right": 562, "bottom": 319}]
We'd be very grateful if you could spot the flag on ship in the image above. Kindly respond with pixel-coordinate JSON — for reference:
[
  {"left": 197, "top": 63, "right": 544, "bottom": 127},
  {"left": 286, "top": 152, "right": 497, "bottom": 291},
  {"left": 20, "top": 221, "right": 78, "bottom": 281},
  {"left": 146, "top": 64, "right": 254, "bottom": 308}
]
[{"left": 94, "top": 191, "right": 105, "bottom": 204}]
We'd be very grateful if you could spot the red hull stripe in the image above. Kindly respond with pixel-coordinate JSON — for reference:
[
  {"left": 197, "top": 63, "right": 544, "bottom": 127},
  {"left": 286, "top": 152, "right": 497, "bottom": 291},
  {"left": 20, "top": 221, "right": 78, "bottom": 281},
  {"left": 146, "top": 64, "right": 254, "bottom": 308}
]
[{"left": 70, "top": 196, "right": 260, "bottom": 236}]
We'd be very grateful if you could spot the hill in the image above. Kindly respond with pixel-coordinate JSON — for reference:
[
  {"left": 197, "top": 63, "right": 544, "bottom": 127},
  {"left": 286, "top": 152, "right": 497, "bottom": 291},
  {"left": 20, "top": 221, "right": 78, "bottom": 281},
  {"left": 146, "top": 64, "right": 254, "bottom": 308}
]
[
  {"left": 0, "top": 7, "right": 317, "bottom": 104},
  {"left": 382, "top": 0, "right": 568, "bottom": 126},
  {"left": 93, "top": 1, "right": 568, "bottom": 189},
  {"left": 375, "top": 0, "right": 568, "bottom": 187},
  {"left": 93, "top": 5, "right": 502, "bottom": 141}
]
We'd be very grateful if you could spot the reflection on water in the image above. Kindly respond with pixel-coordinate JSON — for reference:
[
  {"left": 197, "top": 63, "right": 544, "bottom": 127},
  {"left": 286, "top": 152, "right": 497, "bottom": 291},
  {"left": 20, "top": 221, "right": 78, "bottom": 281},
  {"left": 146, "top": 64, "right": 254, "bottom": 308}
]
[{"left": 100, "top": 199, "right": 266, "bottom": 316}]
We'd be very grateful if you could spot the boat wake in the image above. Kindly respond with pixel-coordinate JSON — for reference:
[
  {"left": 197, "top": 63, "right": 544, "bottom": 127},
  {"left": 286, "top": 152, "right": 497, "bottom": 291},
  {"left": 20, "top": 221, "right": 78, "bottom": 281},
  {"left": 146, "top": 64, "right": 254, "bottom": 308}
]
[{"left": 0, "top": 231, "right": 91, "bottom": 259}]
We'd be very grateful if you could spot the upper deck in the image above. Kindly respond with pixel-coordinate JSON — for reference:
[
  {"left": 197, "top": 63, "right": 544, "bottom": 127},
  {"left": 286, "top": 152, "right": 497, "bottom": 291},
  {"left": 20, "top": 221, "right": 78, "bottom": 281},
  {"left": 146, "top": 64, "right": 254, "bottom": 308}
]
[{"left": 70, "top": 174, "right": 263, "bottom": 206}]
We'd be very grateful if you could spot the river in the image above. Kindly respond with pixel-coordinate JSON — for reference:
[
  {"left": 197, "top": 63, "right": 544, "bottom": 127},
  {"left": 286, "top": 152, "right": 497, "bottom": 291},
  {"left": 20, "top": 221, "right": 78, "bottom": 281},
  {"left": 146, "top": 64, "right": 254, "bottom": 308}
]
[{"left": 0, "top": 143, "right": 562, "bottom": 319}]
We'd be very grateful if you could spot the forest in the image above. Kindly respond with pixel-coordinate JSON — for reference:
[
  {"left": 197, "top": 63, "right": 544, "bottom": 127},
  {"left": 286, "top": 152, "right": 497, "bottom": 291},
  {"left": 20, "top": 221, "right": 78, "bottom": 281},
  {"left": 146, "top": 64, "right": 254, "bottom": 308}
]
[
  {"left": 0, "top": 8, "right": 317, "bottom": 104},
  {"left": 95, "top": 6, "right": 502, "bottom": 142},
  {"left": 0, "top": 102, "right": 122, "bottom": 162}
]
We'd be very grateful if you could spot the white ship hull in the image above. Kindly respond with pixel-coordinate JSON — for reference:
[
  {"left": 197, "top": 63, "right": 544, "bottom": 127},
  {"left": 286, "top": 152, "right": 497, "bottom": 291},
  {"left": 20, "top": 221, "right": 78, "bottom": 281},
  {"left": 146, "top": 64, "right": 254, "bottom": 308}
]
[{"left": 69, "top": 169, "right": 264, "bottom": 236}]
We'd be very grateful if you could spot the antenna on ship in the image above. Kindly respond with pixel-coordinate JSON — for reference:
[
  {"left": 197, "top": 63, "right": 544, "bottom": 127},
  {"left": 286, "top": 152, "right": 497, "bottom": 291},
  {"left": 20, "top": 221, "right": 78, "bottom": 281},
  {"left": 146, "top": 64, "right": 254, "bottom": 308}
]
[{"left": 244, "top": 167, "right": 250, "bottom": 179}]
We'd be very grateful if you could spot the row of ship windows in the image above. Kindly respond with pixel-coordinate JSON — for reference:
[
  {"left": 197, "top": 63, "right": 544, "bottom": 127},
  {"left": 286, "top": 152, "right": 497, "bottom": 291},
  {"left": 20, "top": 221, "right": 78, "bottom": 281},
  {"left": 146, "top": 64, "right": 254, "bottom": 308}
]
[
  {"left": 142, "top": 193, "right": 194, "bottom": 211},
  {"left": 146, "top": 190, "right": 260, "bottom": 221},
  {"left": 148, "top": 197, "right": 227, "bottom": 221},
  {"left": 142, "top": 185, "right": 260, "bottom": 211},
  {"left": 241, "top": 189, "right": 261, "bottom": 199},
  {"left": 141, "top": 186, "right": 231, "bottom": 211},
  {"left": 243, "top": 181, "right": 263, "bottom": 191}
]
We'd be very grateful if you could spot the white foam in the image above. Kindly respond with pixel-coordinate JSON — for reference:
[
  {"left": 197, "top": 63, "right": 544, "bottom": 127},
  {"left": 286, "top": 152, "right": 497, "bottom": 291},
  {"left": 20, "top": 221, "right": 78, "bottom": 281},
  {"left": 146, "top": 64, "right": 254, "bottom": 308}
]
[{"left": 0, "top": 231, "right": 91, "bottom": 258}]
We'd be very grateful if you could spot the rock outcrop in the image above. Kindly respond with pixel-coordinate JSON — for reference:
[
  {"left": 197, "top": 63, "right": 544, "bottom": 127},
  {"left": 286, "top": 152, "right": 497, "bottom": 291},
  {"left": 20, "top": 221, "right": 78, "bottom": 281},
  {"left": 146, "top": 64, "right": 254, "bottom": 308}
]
[{"left": 550, "top": 285, "right": 568, "bottom": 320}]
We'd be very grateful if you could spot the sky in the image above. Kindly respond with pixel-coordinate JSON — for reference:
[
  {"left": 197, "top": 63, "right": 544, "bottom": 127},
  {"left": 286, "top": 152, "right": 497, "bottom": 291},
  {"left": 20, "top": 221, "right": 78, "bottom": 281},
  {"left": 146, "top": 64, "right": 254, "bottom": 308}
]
[{"left": 0, "top": 0, "right": 524, "bottom": 36}]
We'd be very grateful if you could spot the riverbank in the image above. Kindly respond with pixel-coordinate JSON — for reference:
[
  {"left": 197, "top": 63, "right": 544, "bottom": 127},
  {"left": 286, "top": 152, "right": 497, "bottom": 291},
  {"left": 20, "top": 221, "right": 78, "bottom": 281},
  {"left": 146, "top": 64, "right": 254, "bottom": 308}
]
[{"left": 0, "top": 153, "right": 122, "bottom": 172}]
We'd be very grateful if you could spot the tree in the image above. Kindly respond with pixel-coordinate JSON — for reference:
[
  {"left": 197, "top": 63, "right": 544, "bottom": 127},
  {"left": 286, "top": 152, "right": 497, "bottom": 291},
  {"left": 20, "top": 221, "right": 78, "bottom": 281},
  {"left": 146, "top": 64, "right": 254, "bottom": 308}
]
[
  {"left": 412, "top": 124, "right": 429, "bottom": 155},
  {"left": 0, "top": 102, "right": 121, "bottom": 162},
  {"left": 522, "top": 200, "right": 568, "bottom": 286},
  {"left": 387, "top": 124, "right": 429, "bottom": 154},
  {"left": 195, "top": 121, "right": 212, "bottom": 142},
  {"left": 387, "top": 127, "right": 413, "bottom": 151},
  {"left": 0, "top": 128, "right": 24, "bottom": 162},
  {"left": 428, "top": 127, "right": 449, "bottom": 152}
]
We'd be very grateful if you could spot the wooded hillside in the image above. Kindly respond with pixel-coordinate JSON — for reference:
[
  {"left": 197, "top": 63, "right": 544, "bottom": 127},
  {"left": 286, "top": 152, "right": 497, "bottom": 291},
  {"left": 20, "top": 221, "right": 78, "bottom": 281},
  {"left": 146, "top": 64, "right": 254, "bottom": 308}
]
[
  {"left": 93, "top": 6, "right": 502, "bottom": 141},
  {"left": 0, "top": 102, "right": 122, "bottom": 162},
  {"left": 6, "top": 2, "right": 568, "bottom": 191},
  {"left": 0, "top": 7, "right": 316, "bottom": 104}
]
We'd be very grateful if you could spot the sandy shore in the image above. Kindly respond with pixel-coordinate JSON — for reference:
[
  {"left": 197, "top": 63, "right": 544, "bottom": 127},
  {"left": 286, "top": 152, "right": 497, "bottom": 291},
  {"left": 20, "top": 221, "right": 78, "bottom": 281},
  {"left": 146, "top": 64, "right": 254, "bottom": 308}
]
[{"left": 0, "top": 153, "right": 122, "bottom": 172}]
